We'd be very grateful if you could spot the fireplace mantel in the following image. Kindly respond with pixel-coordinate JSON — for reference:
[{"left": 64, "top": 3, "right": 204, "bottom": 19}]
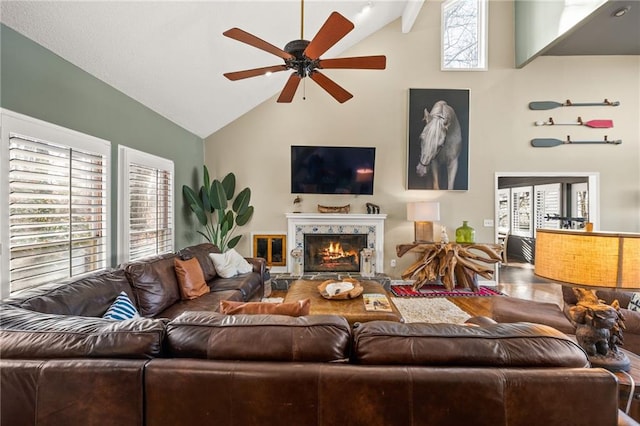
[{"left": 286, "top": 213, "right": 387, "bottom": 273}]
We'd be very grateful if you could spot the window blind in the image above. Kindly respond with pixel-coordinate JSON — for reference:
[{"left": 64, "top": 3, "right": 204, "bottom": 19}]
[
  {"left": 535, "top": 184, "right": 561, "bottom": 232},
  {"left": 8, "top": 136, "right": 107, "bottom": 291},
  {"left": 127, "top": 162, "right": 173, "bottom": 261}
]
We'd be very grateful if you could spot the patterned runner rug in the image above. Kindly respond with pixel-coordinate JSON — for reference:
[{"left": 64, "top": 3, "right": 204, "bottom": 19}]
[{"left": 391, "top": 284, "right": 505, "bottom": 298}]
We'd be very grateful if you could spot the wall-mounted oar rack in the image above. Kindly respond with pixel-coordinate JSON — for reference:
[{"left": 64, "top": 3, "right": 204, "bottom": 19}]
[
  {"left": 534, "top": 117, "right": 614, "bottom": 128},
  {"left": 531, "top": 135, "right": 622, "bottom": 147},
  {"left": 529, "top": 99, "right": 620, "bottom": 110}
]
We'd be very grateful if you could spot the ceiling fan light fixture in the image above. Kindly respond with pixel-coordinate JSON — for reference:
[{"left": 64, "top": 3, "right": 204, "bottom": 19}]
[{"left": 223, "top": 9, "right": 385, "bottom": 103}]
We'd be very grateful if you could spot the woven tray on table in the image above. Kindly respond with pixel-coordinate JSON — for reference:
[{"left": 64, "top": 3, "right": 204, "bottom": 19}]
[{"left": 317, "top": 278, "right": 364, "bottom": 300}]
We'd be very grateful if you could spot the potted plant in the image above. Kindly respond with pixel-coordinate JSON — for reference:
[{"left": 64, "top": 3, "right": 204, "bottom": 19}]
[{"left": 182, "top": 166, "right": 254, "bottom": 252}]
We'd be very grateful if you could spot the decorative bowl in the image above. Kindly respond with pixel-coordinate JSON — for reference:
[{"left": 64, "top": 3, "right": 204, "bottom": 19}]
[{"left": 318, "top": 278, "right": 364, "bottom": 300}]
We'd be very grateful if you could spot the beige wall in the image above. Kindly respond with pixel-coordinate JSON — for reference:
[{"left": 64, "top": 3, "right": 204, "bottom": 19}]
[{"left": 205, "top": 0, "right": 640, "bottom": 276}]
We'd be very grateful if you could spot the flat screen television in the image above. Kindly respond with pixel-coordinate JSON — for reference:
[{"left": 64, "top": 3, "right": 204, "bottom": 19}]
[{"left": 291, "top": 145, "right": 376, "bottom": 195}]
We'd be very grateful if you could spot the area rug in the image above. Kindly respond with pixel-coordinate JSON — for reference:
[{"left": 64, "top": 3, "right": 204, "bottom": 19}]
[
  {"left": 392, "top": 297, "right": 471, "bottom": 324},
  {"left": 390, "top": 284, "right": 505, "bottom": 298}
]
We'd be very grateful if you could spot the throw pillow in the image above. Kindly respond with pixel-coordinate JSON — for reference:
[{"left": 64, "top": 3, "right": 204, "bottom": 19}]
[
  {"left": 102, "top": 291, "right": 140, "bottom": 320},
  {"left": 219, "top": 299, "right": 311, "bottom": 316},
  {"left": 209, "top": 249, "right": 253, "bottom": 278},
  {"left": 174, "top": 257, "right": 210, "bottom": 300},
  {"left": 628, "top": 293, "right": 640, "bottom": 312},
  {"left": 228, "top": 248, "right": 253, "bottom": 274},
  {"left": 209, "top": 251, "right": 237, "bottom": 278}
]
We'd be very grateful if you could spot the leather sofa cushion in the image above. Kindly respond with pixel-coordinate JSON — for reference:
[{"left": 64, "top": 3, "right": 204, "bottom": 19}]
[
  {"left": 174, "top": 257, "right": 209, "bottom": 300},
  {"left": 5, "top": 269, "right": 135, "bottom": 317},
  {"left": 0, "top": 305, "right": 166, "bottom": 358},
  {"left": 166, "top": 311, "right": 351, "bottom": 362},
  {"left": 352, "top": 321, "right": 589, "bottom": 367},
  {"left": 156, "top": 289, "right": 244, "bottom": 320},
  {"left": 491, "top": 296, "right": 576, "bottom": 334},
  {"left": 208, "top": 273, "right": 263, "bottom": 302},
  {"left": 219, "top": 299, "right": 310, "bottom": 316},
  {"left": 125, "top": 253, "right": 181, "bottom": 317}
]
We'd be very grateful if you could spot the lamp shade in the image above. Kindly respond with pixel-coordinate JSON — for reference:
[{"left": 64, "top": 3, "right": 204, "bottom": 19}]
[
  {"left": 407, "top": 202, "right": 440, "bottom": 222},
  {"left": 535, "top": 229, "right": 640, "bottom": 290}
]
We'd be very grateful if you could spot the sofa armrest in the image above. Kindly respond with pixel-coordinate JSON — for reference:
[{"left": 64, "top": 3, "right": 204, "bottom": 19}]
[
  {"left": 245, "top": 257, "right": 266, "bottom": 280},
  {"left": 0, "top": 304, "right": 166, "bottom": 359}
]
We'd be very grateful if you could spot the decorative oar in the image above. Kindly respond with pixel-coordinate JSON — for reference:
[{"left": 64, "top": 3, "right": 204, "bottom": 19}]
[
  {"left": 529, "top": 99, "right": 620, "bottom": 110},
  {"left": 534, "top": 117, "right": 613, "bottom": 128},
  {"left": 531, "top": 136, "right": 622, "bottom": 147}
]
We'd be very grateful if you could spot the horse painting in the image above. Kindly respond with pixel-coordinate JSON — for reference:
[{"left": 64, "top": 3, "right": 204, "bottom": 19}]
[{"left": 415, "top": 100, "right": 462, "bottom": 190}]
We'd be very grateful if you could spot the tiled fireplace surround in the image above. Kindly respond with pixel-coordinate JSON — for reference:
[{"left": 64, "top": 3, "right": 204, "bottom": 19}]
[{"left": 285, "top": 213, "right": 387, "bottom": 274}]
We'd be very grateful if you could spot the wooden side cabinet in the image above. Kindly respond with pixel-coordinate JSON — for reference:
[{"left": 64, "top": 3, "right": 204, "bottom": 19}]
[{"left": 252, "top": 234, "right": 286, "bottom": 267}]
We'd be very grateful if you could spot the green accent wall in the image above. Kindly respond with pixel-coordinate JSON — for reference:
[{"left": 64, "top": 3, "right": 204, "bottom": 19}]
[{"left": 1, "top": 24, "right": 204, "bottom": 266}]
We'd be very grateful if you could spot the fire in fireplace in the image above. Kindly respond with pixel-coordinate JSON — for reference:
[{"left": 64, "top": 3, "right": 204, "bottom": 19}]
[{"left": 304, "top": 234, "right": 368, "bottom": 272}]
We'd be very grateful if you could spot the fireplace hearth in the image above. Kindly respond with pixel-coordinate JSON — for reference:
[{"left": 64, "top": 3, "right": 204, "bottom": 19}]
[{"left": 304, "top": 234, "right": 367, "bottom": 273}]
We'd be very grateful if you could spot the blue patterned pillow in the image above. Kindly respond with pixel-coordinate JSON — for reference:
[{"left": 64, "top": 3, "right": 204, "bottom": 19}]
[
  {"left": 629, "top": 293, "right": 640, "bottom": 312},
  {"left": 103, "top": 291, "right": 140, "bottom": 320}
]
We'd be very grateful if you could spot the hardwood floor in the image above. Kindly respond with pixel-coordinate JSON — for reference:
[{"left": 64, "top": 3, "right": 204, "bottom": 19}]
[
  {"left": 271, "top": 261, "right": 564, "bottom": 319},
  {"left": 449, "top": 262, "right": 563, "bottom": 317}
]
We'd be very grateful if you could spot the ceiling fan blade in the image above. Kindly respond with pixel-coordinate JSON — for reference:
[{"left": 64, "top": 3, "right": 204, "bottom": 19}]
[
  {"left": 223, "top": 28, "right": 294, "bottom": 60},
  {"left": 303, "top": 12, "right": 354, "bottom": 60},
  {"left": 317, "top": 55, "right": 386, "bottom": 70},
  {"left": 224, "top": 65, "right": 288, "bottom": 81},
  {"left": 309, "top": 71, "right": 353, "bottom": 103},
  {"left": 277, "top": 74, "right": 302, "bottom": 103}
]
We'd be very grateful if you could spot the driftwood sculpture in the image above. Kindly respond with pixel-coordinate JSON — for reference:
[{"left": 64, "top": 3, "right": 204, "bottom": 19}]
[
  {"left": 567, "top": 288, "right": 629, "bottom": 371},
  {"left": 396, "top": 242, "right": 503, "bottom": 291}
]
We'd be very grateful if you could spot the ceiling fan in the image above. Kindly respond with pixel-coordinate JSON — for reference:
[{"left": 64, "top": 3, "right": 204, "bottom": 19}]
[{"left": 222, "top": 2, "right": 386, "bottom": 103}]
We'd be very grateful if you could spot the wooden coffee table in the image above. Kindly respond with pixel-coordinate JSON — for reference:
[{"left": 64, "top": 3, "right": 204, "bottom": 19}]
[{"left": 284, "top": 279, "right": 403, "bottom": 325}]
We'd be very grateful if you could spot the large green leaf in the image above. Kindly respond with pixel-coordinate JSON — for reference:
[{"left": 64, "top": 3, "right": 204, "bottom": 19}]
[
  {"left": 203, "top": 166, "right": 211, "bottom": 193},
  {"left": 221, "top": 210, "right": 234, "bottom": 232},
  {"left": 182, "top": 185, "right": 201, "bottom": 210},
  {"left": 227, "top": 235, "right": 242, "bottom": 249},
  {"left": 221, "top": 173, "right": 236, "bottom": 201},
  {"left": 202, "top": 166, "right": 212, "bottom": 212},
  {"left": 236, "top": 205, "right": 254, "bottom": 226},
  {"left": 210, "top": 180, "right": 227, "bottom": 210},
  {"left": 199, "top": 187, "right": 212, "bottom": 213},
  {"left": 189, "top": 203, "right": 207, "bottom": 226},
  {"left": 232, "top": 187, "right": 251, "bottom": 215},
  {"left": 183, "top": 186, "right": 208, "bottom": 226}
]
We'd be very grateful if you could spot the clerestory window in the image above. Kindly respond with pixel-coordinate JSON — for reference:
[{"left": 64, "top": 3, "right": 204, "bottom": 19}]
[{"left": 441, "top": 0, "right": 488, "bottom": 70}]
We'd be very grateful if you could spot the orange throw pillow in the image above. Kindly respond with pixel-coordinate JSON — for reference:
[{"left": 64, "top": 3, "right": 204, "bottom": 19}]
[
  {"left": 219, "top": 299, "right": 311, "bottom": 316},
  {"left": 174, "top": 257, "right": 210, "bottom": 300}
]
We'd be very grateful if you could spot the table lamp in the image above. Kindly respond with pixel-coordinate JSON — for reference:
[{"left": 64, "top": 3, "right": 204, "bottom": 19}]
[
  {"left": 406, "top": 202, "right": 440, "bottom": 243},
  {"left": 535, "top": 229, "right": 640, "bottom": 372}
]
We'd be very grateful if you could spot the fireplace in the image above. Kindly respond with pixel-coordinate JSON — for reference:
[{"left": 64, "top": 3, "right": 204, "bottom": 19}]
[
  {"left": 304, "top": 234, "right": 367, "bottom": 273},
  {"left": 286, "top": 213, "right": 387, "bottom": 274}
]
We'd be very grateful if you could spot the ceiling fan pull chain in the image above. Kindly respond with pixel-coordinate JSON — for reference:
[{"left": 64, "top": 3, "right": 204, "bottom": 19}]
[{"left": 303, "top": 79, "right": 306, "bottom": 100}]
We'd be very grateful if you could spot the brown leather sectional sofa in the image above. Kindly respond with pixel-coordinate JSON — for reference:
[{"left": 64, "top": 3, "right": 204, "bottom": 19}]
[{"left": 0, "top": 243, "right": 637, "bottom": 425}]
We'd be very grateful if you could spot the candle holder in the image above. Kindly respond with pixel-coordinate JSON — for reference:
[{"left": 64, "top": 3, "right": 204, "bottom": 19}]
[
  {"left": 360, "top": 248, "right": 375, "bottom": 278},
  {"left": 291, "top": 248, "right": 303, "bottom": 277}
]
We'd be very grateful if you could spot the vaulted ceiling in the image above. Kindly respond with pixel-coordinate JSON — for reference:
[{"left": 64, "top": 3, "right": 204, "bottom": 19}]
[
  {"left": 0, "top": 1, "right": 422, "bottom": 138},
  {"left": 1, "top": 1, "right": 637, "bottom": 139}
]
